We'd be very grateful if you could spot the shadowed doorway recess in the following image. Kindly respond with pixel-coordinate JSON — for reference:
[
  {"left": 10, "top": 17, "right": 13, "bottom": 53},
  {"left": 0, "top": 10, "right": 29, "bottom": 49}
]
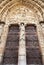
[
  {"left": 2, "top": 24, "right": 19, "bottom": 65},
  {"left": 25, "top": 24, "right": 43, "bottom": 65}
]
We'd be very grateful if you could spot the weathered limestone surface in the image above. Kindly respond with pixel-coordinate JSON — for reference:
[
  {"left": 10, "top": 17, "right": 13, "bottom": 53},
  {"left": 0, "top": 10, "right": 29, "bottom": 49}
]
[
  {"left": 0, "top": 24, "right": 9, "bottom": 63},
  {"left": 18, "top": 24, "right": 26, "bottom": 65},
  {"left": 0, "top": 0, "right": 44, "bottom": 65}
]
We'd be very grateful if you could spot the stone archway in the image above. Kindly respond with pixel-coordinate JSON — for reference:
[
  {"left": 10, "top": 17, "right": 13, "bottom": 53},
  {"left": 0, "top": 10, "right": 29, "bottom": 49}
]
[
  {"left": 0, "top": 0, "right": 44, "bottom": 65},
  {"left": 5, "top": 5, "right": 39, "bottom": 25}
]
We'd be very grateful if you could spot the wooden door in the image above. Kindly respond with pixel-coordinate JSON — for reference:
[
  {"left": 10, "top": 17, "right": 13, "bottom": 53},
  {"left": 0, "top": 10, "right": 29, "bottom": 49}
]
[
  {"left": 2, "top": 24, "right": 19, "bottom": 65},
  {"left": 25, "top": 24, "right": 43, "bottom": 65}
]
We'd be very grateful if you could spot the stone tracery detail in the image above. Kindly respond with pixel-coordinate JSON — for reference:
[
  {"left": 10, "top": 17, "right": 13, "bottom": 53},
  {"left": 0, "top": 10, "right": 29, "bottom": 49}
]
[
  {"left": 6, "top": 6, "right": 39, "bottom": 24},
  {"left": 0, "top": 0, "right": 44, "bottom": 65},
  {"left": 0, "top": 0, "right": 43, "bottom": 22}
]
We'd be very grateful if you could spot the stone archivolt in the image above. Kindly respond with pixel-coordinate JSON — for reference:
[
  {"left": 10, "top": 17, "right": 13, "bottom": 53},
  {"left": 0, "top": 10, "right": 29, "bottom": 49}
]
[
  {"left": 0, "top": 0, "right": 43, "bottom": 23},
  {"left": 0, "top": 0, "right": 44, "bottom": 65},
  {"left": 6, "top": 5, "right": 39, "bottom": 24}
]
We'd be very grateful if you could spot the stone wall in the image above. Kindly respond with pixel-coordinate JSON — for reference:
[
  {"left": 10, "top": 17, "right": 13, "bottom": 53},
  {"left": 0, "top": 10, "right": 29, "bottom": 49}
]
[{"left": 0, "top": 0, "right": 44, "bottom": 64}]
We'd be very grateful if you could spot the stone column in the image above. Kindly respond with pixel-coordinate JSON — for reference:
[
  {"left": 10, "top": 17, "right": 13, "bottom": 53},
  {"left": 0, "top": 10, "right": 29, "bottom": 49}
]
[
  {"left": 0, "top": 24, "right": 4, "bottom": 63},
  {"left": 18, "top": 23, "right": 26, "bottom": 65},
  {"left": 0, "top": 24, "right": 9, "bottom": 63},
  {"left": 41, "top": 23, "right": 44, "bottom": 36},
  {"left": 37, "top": 24, "right": 44, "bottom": 65}
]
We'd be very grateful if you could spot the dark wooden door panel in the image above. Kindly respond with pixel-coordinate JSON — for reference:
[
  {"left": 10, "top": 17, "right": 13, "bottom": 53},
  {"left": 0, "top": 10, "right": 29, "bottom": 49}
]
[
  {"left": 2, "top": 24, "right": 19, "bottom": 65},
  {"left": 27, "top": 58, "right": 42, "bottom": 64},
  {"left": 3, "top": 57, "right": 18, "bottom": 64},
  {"left": 25, "top": 24, "right": 43, "bottom": 65}
]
